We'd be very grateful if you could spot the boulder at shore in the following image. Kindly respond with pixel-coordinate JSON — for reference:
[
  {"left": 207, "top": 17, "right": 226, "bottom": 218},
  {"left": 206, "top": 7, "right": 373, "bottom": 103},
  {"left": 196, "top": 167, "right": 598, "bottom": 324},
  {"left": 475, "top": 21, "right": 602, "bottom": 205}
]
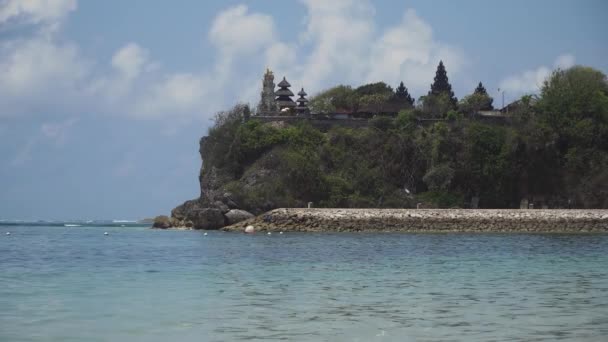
[
  {"left": 190, "top": 208, "right": 225, "bottom": 230},
  {"left": 152, "top": 215, "right": 172, "bottom": 229},
  {"left": 224, "top": 209, "right": 254, "bottom": 225},
  {"left": 153, "top": 205, "right": 254, "bottom": 229}
]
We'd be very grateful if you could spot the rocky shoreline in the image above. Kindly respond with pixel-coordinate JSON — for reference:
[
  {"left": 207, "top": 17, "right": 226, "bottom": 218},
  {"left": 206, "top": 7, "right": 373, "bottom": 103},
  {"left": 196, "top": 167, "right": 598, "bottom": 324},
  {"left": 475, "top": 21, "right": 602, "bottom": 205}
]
[
  {"left": 222, "top": 208, "right": 608, "bottom": 233},
  {"left": 152, "top": 197, "right": 254, "bottom": 230}
]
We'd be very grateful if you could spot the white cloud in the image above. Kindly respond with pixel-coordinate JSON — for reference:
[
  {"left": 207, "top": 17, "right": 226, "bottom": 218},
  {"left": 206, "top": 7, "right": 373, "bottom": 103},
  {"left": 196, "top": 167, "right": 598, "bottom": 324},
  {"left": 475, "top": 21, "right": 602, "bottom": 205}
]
[
  {"left": 0, "top": 1, "right": 469, "bottom": 121},
  {"left": 132, "top": 73, "right": 208, "bottom": 119},
  {"left": 99, "top": 4, "right": 279, "bottom": 120},
  {"left": 111, "top": 43, "right": 150, "bottom": 80},
  {"left": 0, "top": 0, "right": 86, "bottom": 117},
  {"left": 297, "top": 0, "right": 374, "bottom": 90},
  {"left": 88, "top": 42, "right": 155, "bottom": 102},
  {"left": 0, "top": 0, "right": 76, "bottom": 26},
  {"left": 0, "top": 34, "right": 88, "bottom": 116},
  {"left": 499, "top": 54, "right": 576, "bottom": 95},
  {"left": 209, "top": 5, "right": 276, "bottom": 56},
  {"left": 0, "top": 36, "right": 85, "bottom": 92},
  {"left": 257, "top": 0, "right": 464, "bottom": 99},
  {"left": 366, "top": 9, "right": 464, "bottom": 93},
  {"left": 554, "top": 54, "right": 575, "bottom": 69}
]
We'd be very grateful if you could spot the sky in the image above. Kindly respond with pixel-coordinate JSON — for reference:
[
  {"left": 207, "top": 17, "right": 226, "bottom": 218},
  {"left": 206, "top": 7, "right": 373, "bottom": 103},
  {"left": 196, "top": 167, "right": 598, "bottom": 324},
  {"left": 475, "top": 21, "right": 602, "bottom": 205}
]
[{"left": 0, "top": 0, "right": 607, "bottom": 220}]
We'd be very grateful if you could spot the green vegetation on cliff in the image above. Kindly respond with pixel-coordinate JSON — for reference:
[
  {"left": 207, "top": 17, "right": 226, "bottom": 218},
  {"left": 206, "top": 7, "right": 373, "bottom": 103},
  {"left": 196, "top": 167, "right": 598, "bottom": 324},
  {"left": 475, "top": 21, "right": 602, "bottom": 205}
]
[{"left": 198, "top": 66, "right": 608, "bottom": 212}]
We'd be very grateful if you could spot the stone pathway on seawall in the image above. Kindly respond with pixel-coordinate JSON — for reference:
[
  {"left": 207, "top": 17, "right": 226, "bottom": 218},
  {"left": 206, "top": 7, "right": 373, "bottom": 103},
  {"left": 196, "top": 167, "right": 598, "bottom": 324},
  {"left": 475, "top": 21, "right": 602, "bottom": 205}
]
[{"left": 221, "top": 208, "right": 608, "bottom": 233}]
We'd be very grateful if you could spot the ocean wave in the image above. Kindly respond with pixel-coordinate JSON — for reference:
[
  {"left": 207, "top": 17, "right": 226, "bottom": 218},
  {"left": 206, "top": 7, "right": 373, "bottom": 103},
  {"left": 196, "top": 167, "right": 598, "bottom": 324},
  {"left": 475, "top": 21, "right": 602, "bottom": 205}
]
[{"left": 0, "top": 221, "right": 149, "bottom": 228}]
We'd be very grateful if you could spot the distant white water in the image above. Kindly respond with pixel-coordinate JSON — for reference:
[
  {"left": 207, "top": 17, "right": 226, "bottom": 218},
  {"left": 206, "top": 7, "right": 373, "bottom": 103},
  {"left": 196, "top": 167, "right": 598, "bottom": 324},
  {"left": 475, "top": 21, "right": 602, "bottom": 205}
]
[{"left": 0, "top": 220, "right": 148, "bottom": 228}]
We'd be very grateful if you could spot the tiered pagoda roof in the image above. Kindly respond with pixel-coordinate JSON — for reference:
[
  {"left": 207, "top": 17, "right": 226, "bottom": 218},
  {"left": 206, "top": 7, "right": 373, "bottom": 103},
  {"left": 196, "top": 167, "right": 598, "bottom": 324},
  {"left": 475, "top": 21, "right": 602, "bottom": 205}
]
[
  {"left": 277, "top": 77, "right": 291, "bottom": 88},
  {"left": 275, "top": 77, "right": 296, "bottom": 110},
  {"left": 295, "top": 88, "right": 310, "bottom": 115}
]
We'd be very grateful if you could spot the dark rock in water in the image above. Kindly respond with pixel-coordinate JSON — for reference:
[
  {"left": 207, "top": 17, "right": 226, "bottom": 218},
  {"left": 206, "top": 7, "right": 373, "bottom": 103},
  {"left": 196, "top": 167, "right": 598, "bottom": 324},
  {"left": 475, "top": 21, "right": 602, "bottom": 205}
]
[
  {"left": 152, "top": 215, "right": 172, "bottom": 229},
  {"left": 169, "top": 199, "right": 226, "bottom": 229},
  {"left": 191, "top": 208, "right": 225, "bottom": 230},
  {"left": 224, "top": 209, "right": 254, "bottom": 225}
]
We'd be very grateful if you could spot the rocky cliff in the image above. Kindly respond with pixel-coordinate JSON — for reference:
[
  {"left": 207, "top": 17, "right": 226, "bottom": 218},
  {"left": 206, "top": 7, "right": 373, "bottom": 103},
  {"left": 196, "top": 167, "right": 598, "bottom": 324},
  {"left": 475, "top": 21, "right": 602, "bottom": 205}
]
[
  {"left": 155, "top": 135, "right": 256, "bottom": 229},
  {"left": 155, "top": 89, "right": 608, "bottom": 229},
  {"left": 155, "top": 107, "right": 281, "bottom": 229}
]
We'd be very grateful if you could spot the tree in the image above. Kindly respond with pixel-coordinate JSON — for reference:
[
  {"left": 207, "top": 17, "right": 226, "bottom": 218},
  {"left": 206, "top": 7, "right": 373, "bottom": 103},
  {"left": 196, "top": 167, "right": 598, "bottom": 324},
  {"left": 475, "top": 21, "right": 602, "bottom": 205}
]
[
  {"left": 474, "top": 82, "right": 488, "bottom": 96},
  {"left": 473, "top": 82, "right": 493, "bottom": 110},
  {"left": 355, "top": 82, "right": 393, "bottom": 97},
  {"left": 420, "top": 92, "right": 454, "bottom": 118},
  {"left": 538, "top": 66, "right": 608, "bottom": 131},
  {"left": 535, "top": 66, "right": 608, "bottom": 206},
  {"left": 423, "top": 163, "right": 455, "bottom": 191},
  {"left": 308, "top": 85, "right": 356, "bottom": 113},
  {"left": 205, "top": 104, "right": 251, "bottom": 175},
  {"left": 396, "top": 109, "right": 417, "bottom": 131},
  {"left": 459, "top": 93, "right": 494, "bottom": 114},
  {"left": 462, "top": 123, "right": 515, "bottom": 206},
  {"left": 394, "top": 81, "right": 414, "bottom": 106},
  {"left": 428, "top": 60, "right": 458, "bottom": 107},
  {"left": 359, "top": 93, "right": 392, "bottom": 114}
]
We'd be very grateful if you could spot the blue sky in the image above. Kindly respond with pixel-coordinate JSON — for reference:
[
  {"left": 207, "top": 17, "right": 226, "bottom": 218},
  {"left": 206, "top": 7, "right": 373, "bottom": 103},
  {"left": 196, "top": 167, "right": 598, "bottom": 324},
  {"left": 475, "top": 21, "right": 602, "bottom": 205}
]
[{"left": 1, "top": 0, "right": 607, "bottom": 220}]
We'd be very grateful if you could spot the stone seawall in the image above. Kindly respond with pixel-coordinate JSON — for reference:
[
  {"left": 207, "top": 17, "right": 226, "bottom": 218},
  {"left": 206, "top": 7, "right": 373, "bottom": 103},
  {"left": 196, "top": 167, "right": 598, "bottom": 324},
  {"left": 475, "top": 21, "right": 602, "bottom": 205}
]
[{"left": 222, "top": 208, "right": 608, "bottom": 233}]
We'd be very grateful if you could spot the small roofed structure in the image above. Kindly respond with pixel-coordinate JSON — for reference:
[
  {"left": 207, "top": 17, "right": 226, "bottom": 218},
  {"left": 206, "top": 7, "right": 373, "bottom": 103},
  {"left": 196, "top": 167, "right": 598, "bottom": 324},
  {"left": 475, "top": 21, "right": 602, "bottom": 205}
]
[
  {"left": 275, "top": 77, "right": 296, "bottom": 113},
  {"left": 295, "top": 88, "right": 310, "bottom": 116}
]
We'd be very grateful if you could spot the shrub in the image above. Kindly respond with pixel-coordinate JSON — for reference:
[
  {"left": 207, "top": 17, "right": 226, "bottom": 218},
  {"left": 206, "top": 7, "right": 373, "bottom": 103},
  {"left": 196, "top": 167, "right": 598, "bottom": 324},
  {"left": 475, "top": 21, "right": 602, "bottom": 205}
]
[
  {"left": 396, "top": 109, "right": 417, "bottom": 130},
  {"left": 416, "top": 191, "right": 463, "bottom": 208},
  {"left": 370, "top": 116, "right": 395, "bottom": 131}
]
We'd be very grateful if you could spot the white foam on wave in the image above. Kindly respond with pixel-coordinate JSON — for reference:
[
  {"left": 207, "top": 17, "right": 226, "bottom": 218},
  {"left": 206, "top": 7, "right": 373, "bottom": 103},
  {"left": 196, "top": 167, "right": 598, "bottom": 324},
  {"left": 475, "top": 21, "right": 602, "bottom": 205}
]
[{"left": 64, "top": 224, "right": 82, "bottom": 227}]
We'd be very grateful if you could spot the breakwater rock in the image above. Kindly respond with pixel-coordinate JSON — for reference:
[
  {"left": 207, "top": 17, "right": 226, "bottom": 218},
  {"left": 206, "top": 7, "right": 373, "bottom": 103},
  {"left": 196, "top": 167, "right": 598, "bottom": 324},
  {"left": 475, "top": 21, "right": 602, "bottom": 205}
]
[
  {"left": 153, "top": 199, "right": 254, "bottom": 230},
  {"left": 222, "top": 208, "right": 608, "bottom": 233}
]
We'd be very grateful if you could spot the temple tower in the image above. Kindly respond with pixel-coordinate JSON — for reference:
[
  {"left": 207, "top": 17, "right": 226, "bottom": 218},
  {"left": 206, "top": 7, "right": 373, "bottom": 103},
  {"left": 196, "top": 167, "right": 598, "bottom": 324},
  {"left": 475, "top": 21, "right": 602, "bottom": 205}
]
[
  {"left": 257, "top": 68, "right": 277, "bottom": 114},
  {"left": 295, "top": 88, "right": 310, "bottom": 116},
  {"left": 275, "top": 77, "right": 296, "bottom": 113}
]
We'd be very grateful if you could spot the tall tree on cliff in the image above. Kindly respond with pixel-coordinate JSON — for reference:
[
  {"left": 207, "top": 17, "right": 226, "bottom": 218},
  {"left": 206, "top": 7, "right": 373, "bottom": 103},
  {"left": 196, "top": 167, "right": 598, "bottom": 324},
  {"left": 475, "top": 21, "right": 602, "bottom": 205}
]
[
  {"left": 465, "top": 81, "right": 494, "bottom": 110},
  {"left": 394, "top": 81, "right": 414, "bottom": 106},
  {"left": 474, "top": 82, "right": 488, "bottom": 96},
  {"left": 428, "top": 61, "right": 458, "bottom": 108}
]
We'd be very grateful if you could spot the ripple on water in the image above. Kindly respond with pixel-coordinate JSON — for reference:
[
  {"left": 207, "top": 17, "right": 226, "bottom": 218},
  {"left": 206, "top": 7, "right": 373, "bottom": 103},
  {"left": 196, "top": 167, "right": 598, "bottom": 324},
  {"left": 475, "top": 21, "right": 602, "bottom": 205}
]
[{"left": 1, "top": 228, "right": 608, "bottom": 341}]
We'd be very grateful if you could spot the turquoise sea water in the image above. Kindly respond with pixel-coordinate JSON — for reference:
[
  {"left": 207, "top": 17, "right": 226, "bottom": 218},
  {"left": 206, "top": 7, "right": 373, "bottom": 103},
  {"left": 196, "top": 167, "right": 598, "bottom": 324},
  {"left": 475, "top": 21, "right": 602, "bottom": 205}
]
[{"left": 1, "top": 223, "right": 608, "bottom": 341}]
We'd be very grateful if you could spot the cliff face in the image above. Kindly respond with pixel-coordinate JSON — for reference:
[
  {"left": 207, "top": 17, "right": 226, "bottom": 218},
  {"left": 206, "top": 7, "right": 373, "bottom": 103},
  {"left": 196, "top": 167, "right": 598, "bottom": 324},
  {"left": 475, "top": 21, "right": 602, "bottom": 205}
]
[
  {"left": 193, "top": 137, "right": 283, "bottom": 213},
  {"left": 167, "top": 131, "right": 279, "bottom": 229}
]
